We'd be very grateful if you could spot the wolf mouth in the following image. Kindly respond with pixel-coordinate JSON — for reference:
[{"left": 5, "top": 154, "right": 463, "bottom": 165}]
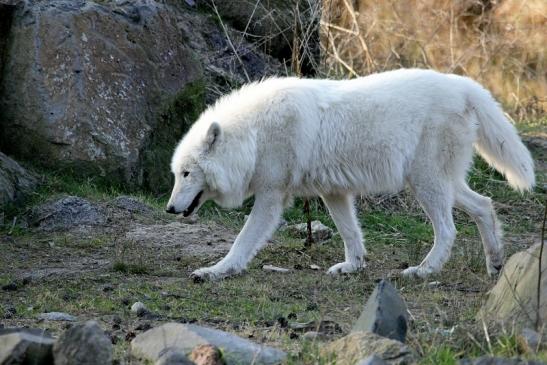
[{"left": 183, "top": 191, "right": 203, "bottom": 217}]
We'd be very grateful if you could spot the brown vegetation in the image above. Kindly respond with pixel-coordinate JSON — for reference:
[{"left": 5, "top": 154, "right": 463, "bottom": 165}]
[{"left": 320, "top": 0, "right": 546, "bottom": 120}]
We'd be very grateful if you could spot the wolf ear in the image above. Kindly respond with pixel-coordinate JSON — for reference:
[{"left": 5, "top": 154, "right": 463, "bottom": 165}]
[{"left": 205, "top": 122, "right": 222, "bottom": 151}]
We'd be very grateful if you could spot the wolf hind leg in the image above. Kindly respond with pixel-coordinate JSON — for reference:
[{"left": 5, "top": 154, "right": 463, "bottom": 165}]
[
  {"left": 455, "top": 183, "right": 503, "bottom": 275},
  {"left": 402, "top": 179, "right": 457, "bottom": 278},
  {"left": 321, "top": 193, "right": 366, "bottom": 275},
  {"left": 191, "top": 190, "right": 284, "bottom": 281}
]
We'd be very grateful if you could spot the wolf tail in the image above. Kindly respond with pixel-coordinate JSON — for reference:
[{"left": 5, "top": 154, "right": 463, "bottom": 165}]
[{"left": 468, "top": 82, "right": 535, "bottom": 192}]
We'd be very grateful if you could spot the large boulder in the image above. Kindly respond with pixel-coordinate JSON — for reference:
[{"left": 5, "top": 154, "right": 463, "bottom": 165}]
[
  {"left": 0, "top": 0, "right": 203, "bottom": 187},
  {"left": 478, "top": 242, "right": 547, "bottom": 329},
  {"left": 131, "top": 323, "right": 286, "bottom": 365},
  {"left": 0, "top": 152, "right": 38, "bottom": 208}
]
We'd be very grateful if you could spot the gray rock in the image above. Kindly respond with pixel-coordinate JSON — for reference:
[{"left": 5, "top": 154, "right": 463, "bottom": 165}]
[
  {"left": 131, "top": 323, "right": 286, "bottom": 365},
  {"left": 458, "top": 357, "right": 546, "bottom": 365},
  {"left": 53, "top": 320, "right": 113, "bottom": 365},
  {"left": 517, "top": 328, "right": 545, "bottom": 353},
  {"left": 156, "top": 349, "right": 195, "bottom": 365},
  {"left": 0, "top": 0, "right": 203, "bottom": 188},
  {"left": 286, "top": 220, "right": 333, "bottom": 242},
  {"left": 357, "top": 355, "right": 389, "bottom": 365},
  {"left": 0, "top": 152, "right": 38, "bottom": 207},
  {"left": 111, "top": 196, "right": 154, "bottom": 214},
  {"left": 0, "top": 0, "right": 282, "bottom": 191},
  {"left": 0, "top": 331, "right": 55, "bottom": 365},
  {"left": 478, "top": 242, "right": 547, "bottom": 328},
  {"left": 352, "top": 280, "right": 409, "bottom": 342},
  {"left": 320, "top": 331, "right": 416, "bottom": 365},
  {"left": 27, "top": 196, "right": 107, "bottom": 232},
  {"left": 131, "top": 301, "right": 148, "bottom": 317},
  {"left": 38, "top": 312, "right": 77, "bottom": 322},
  {"left": 0, "top": 328, "right": 52, "bottom": 337}
]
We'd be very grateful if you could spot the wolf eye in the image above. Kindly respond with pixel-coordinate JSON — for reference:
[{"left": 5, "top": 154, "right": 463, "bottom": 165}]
[{"left": 183, "top": 171, "right": 190, "bottom": 177}]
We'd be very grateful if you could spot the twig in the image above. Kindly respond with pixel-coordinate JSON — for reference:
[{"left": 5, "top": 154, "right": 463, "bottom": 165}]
[
  {"left": 537, "top": 198, "right": 546, "bottom": 330},
  {"left": 210, "top": 0, "right": 251, "bottom": 83}
]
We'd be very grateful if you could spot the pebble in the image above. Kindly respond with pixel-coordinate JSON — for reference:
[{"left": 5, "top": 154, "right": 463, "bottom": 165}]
[
  {"left": 38, "top": 312, "right": 77, "bottom": 321},
  {"left": 131, "top": 301, "right": 148, "bottom": 316},
  {"left": 263, "top": 265, "right": 290, "bottom": 273}
]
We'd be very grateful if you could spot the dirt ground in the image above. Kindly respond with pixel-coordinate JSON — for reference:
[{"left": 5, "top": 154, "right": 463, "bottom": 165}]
[{"left": 1, "top": 131, "right": 546, "bottom": 364}]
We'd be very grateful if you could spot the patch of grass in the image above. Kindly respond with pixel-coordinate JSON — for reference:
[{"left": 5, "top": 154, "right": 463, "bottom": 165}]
[
  {"left": 420, "top": 345, "right": 458, "bottom": 365},
  {"left": 112, "top": 261, "right": 149, "bottom": 275}
]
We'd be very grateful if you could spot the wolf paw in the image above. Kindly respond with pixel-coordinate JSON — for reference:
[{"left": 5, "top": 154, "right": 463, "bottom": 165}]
[
  {"left": 190, "top": 265, "right": 242, "bottom": 282},
  {"left": 327, "top": 261, "right": 364, "bottom": 275},
  {"left": 401, "top": 264, "right": 436, "bottom": 278}
]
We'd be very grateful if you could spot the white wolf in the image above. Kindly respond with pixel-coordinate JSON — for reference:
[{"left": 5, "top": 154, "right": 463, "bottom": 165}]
[{"left": 166, "top": 69, "right": 535, "bottom": 281}]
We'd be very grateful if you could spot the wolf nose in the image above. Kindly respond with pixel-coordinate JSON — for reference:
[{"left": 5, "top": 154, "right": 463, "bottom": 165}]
[{"left": 165, "top": 205, "right": 176, "bottom": 214}]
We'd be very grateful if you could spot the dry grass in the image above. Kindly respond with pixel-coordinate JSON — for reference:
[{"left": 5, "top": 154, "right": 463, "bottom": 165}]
[{"left": 320, "top": 0, "right": 546, "bottom": 120}]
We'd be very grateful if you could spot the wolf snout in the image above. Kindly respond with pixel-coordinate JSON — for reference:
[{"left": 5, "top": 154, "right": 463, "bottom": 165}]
[{"left": 165, "top": 205, "right": 177, "bottom": 214}]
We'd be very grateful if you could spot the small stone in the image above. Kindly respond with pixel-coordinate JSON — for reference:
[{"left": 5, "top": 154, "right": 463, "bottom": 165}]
[
  {"left": 517, "top": 328, "right": 544, "bottom": 353},
  {"left": 0, "top": 330, "right": 55, "bottom": 364},
  {"left": 131, "top": 301, "right": 148, "bottom": 317},
  {"left": 285, "top": 220, "right": 333, "bottom": 242},
  {"left": 262, "top": 265, "right": 290, "bottom": 273},
  {"left": 189, "top": 344, "right": 225, "bottom": 365},
  {"left": 302, "top": 331, "right": 325, "bottom": 340},
  {"left": 156, "top": 349, "right": 194, "bottom": 365},
  {"left": 38, "top": 312, "right": 77, "bottom": 322},
  {"left": 356, "top": 355, "right": 389, "bottom": 365},
  {"left": 352, "top": 280, "right": 409, "bottom": 342},
  {"left": 310, "top": 264, "right": 321, "bottom": 270},
  {"left": 102, "top": 284, "right": 114, "bottom": 292},
  {"left": 2, "top": 282, "right": 18, "bottom": 291},
  {"left": 53, "top": 320, "right": 113, "bottom": 365}
]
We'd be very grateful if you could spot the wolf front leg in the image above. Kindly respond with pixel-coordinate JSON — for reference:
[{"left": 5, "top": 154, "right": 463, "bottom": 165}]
[
  {"left": 191, "top": 191, "right": 284, "bottom": 281},
  {"left": 322, "top": 194, "right": 366, "bottom": 274}
]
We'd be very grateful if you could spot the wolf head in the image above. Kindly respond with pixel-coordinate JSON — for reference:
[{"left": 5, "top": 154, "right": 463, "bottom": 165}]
[
  {"left": 166, "top": 110, "right": 258, "bottom": 216},
  {"left": 165, "top": 122, "right": 221, "bottom": 216}
]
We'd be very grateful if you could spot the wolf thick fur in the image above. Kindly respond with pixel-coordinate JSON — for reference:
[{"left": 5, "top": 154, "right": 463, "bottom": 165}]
[{"left": 166, "top": 69, "right": 535, "bottom": 280}]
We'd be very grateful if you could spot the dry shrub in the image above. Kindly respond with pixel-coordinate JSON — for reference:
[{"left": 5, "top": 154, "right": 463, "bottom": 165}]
[{"left": 320, "top": 0, "right": 546, "bottom": 120}]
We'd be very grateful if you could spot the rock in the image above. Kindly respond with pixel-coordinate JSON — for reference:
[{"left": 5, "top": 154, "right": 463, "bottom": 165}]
[
  {"left": 0, "top": 330, "right": 55, "bottom": 365},
  {"left": 38, "top": 312, "right": 77, "bottom": 322},
  {"left": 262, "top": 265, "right": 290, "bottom": 273},
  {"left": 0, "top": 0, "right": 282, "bottom": 191},
  {"left": 156, "top": 349, "right": 195, "bottom": 365},
  {"left": 27, "top": 196, "right": 107, "bottom": 232},
  {"left": 111, "top": 196, "right": 153, "bottom": 214},
  {"left": 0, "top": 0, "right": 203, "bottom": 187},
  {"left": 53, "top": 320, "right": 113, "bottom": 365},
  {"left": 0, "top": 152, "right": 38, "bottom": 207},
  {"left": 131, "top": 323, "right": 286, "bottom": 364},
  {"left": 131, "top": 302, "right": 148, "bottom": 317},
  {"left": 320, "top": 332, "right": 416, "bottom": 365},
  {"left": 458, "top": 357, "right": 546, "bottom": 365},
  {"left": 516, "top": 328, "right": 545, "bottom": 353},
  {"left": 352, "top": 280, "right": 409, "bottom": 342},
  {"left": 285, "top": 220, "right": 333, "bottom": 242},
  {"left": 1, "top": 282, "right": 18, "bottom": 291},
  {"left": 189, "top": 344, "right": 225, "bottom": 365},
  {"left": 478, "top": 242, "right": 547, "bottom": 328},
  {"left": 357, "top": 355, "right": 389, "bottom": 365},
  {"left": 310, "top": 264, "right": 321, "bottom": 270},
  {"left": 302, "top": 331, "right": 326, "bottom": 341}
]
